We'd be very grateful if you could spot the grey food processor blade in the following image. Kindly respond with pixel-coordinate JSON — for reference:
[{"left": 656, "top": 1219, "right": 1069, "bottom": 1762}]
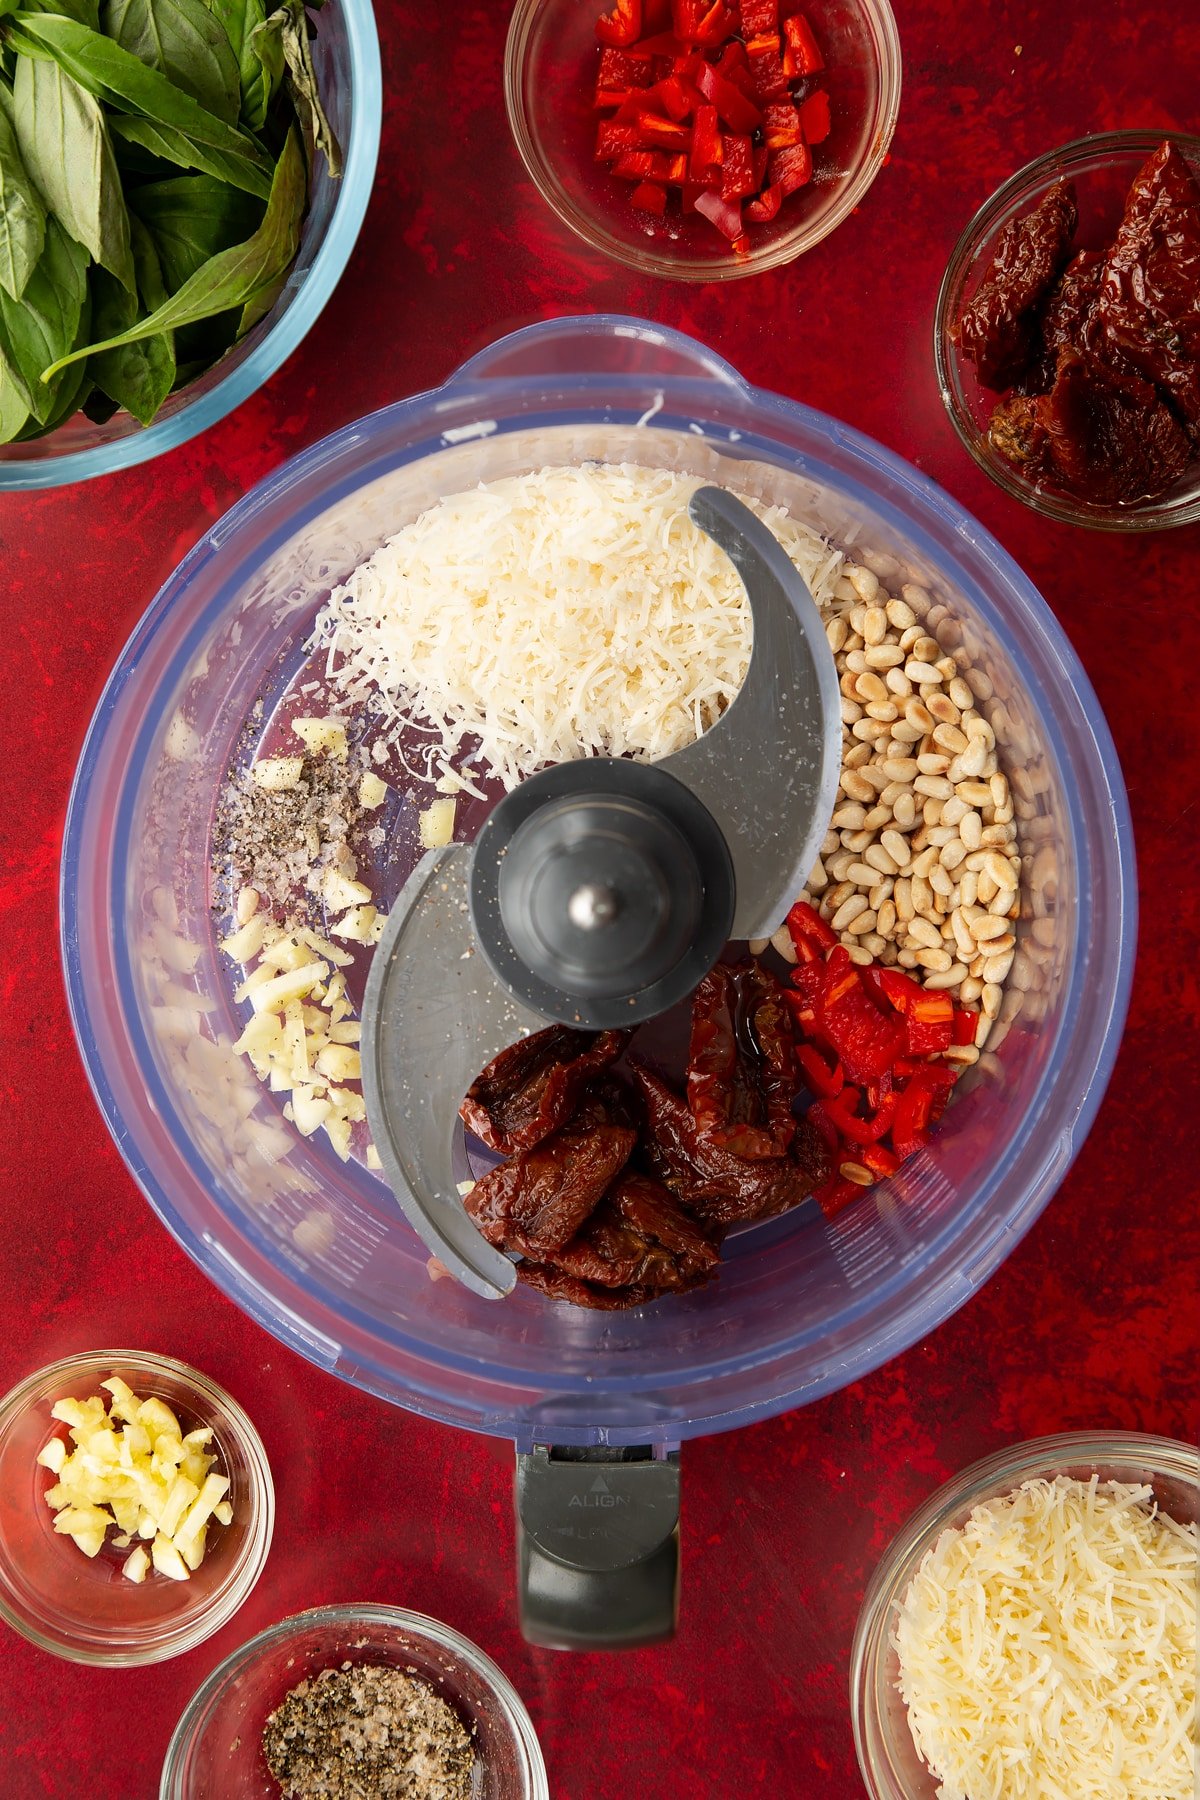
[
  {"left": 361, "top": 485, "right": 840, "bottom": 1299},
  {"left": 663, "top": 486, "right": 842, "bottom": 940}
]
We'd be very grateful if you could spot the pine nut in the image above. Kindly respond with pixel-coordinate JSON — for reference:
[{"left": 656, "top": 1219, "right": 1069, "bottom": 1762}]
[
  {"left": 915, "top": 775, "right": 953, "bottom": 799},
  {"left": 748, "top": 938, "right": 770, "bottom": 956},
  {"left": 911, "top": 846, "right": 939, "bottom": 878},
  {"left": 808, "top": 856, "right": 828, "bottom": 891},
  {"left": 903, "top": 699, "right": 934, "bottom": 732},
  {"left": 929, "top": 864, "right": 954, "bottom": 897},
  {"left": 922, "top": 964, "right": 969, "bottom": 989},
  {"left": 897, "top": 948, "right": 919, "bottom": 968},
  {"left": 949, "top": 677, "right": 974, "bottom": 710},
  {"left": 956, "top": 780, "right": 993, "bottom": 807},
  {"left": 846, "top": 909, "right": 879, "bottom": 935},
  {"left": 886, "top": 598, "right": 916, "bottom": 629},
  {"left": 863, "top": 605, "right": 888, "bottom": 645},
  {"left": 990, "top": 772, "right": 1009, "bottom": 807},
  {"left": 986, "top": 932, "right": 1016, "bottom": 955},
  {"left": 917, "top": 946, "right": 953, "bottom": 972},
  {"left": 960, "top": 870, "right": 978, "bottom": 908},
  {"left": 863, "top": 804, "right": 892, "bottom": 831},
  {"left": 842, "top": 828, "right": 876, "bottom": 853},
  {"left": 908, "top": 916, "right": 942, "bottom": 949},
  {"left": 865, "top": 644, "right": 905, "bottom": 670},
  {"left": 840, "top": 1161, "right": 876, "bottom": 1186},
  {"left": 980, "top": 824, "right": 1012, "bottom": 847},
  {"left": 855, "top": 671, "right": 889, "bottom": 703},
  {"left": 847, "top": 566, "right": 879, "bottom": 603},
  {"left": 901, "top": 583, "right": 931, "bottom": 612},
  {"left": 882, "top": 757, "right": 918, "bottom": 782},
  {"left": 895, "top": 879, "right": 914, "bottom": 922},
  {"left": 828, "top": 874, "right": 854, "bottom": 901},
  {"left": 933, "top": 723, "right": 968, "bottom": 754},
  {"left": 881, "top": 829, "right": 911, "bottom": 867},
  {"left": 944, "top": 1042, "right": 980, "bottom": 1065},
  {"left": 822, "top": 829, "right": 840, "bottom": 857},
  {"left": 892, "top": 791, "right": 917, "bottom": 829},
  {"left": 983, "top": 949, "right": 1014, "bottom": 982},
  {"left": 832, "top": 803, "right": 867, "bottom": 828},
  {"left": 847, "top": 862, "right": 878, "bottom": 886},
  {"left": 904, "top": 661, "right": 940, "bottom": 686},
  {"left": 771, "top": 925, "right": 799, "bottom": 963},
  {"left": 970, "top": 913, "right": 1009, "bottom": 942},
  {"left": 841, "top": 771, "right": 874, "bottom": 803},
  {"left": 981, "top": 982, "right": 1002, "bottom": 1017},
  {"left": 831, "top": 893, "right": 869, "bottom": 931},
  {"left": 846, "top": 944, "right": 873, "bottom": 966},
  {"left": 864, "top": 844, "right": 899, "bottom": 875},
  {"left": 952, "top": 914, "right": 977, "bottom": 961},
  {"left": 916, "top": 752, "right": 951, "bottom": 776},
  {"left": 844, "top": 742, "right": 872, "bottom": 768},
  {"left": 985, "top": 851, "right": 1018, "bottom": 891},
  {"left": 877, "top": 899, "right": 897, "bottom": 936},
  {"left": 869, "top": 879, "right": 893, "bottom": 910},
  {"left": 865, "top": 701, "right": 900, "bottom": 723},
  {"left": 886, "top": 668, "right": 913, "bottom": 697},
  {"left": 927, "top": 694, "right": 962, "bottom": 727},
  {"left": 826, "top": 614, "right": 849, "bottom": 653}
]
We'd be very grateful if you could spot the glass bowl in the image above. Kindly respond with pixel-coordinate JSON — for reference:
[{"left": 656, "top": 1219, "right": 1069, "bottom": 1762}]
[
  {"left": 934, "top": 130, "right": 1200, "bottom": 531},
  {"left": 0, "top": 0, "right": 381, "bottom": 492},
  {"left": 850, "top": 1430, "right": 1200, "bottom": 1799},
  {"left": 160, "top": 1603, "right": 550, "bottom": 1798},
  {"left": 0, "top": 1350, "right": 274, "bottom": 1665},
  {"left": 504, "top": 0, "right": 901, "bottom": 280}
]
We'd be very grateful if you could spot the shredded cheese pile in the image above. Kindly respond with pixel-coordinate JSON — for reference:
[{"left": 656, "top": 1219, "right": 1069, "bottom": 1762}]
[
  {"left": 894, "top": 1475, "right": 1198, "bottom": 1800},
  {"left": 311, "top": 464, "right": 842, "bottom": 792}
]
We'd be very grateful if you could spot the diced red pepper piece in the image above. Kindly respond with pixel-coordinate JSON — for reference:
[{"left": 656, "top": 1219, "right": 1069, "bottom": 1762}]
[
  {"left": 635, "top": 112, "right": 693, "bottom": 148},
  {"left": 805, "top": 1100, "right": 843, "bottom": 1155},
  {"left": 786, "top": 900, "right": 837, "bottom": 953},
  {"left": 693, "top": 0, "right": 736, "bottom": 46},
  {"left": 860, "top": 1142, "right": 901, "bottom": 1179},
  {"left": 694, "top": 187, "right": 743, "bottom": 239},
  {"left": 763, "top": 101, "right": 802, "bottom": 148},
  {"left": 751, "top": 142, "right": 770, "bottom": 187},
  {"left": 599, "top": 47, "right": 656, "bottom": 88},
  {"left": 782, "top": 10, "right": 823, "bottom": 74},
  {"left": 596, "top": 0, "right": 644, "bottom": 48},
  {"left": 798, "top": 87, "right": 831, "bottom": 143},
  {"left": 745, "top": 33, "right": 789, "bottom": 100},
  {"left": 873, "top": 966, "right": 925, "bottom": 1016},
  {"left": 827, "top": 1087, "right": 897, "bottom": 1145},
  {"left": 738, "top": 0, "right": 778, "bottom": 31},
  {"left": 820, "top": 986, "right": 904, "bottom": 1085},
  {"left": 891, "top": 1073, "right": 938, "bottom": 1160},
  {"left": 596, "top": 120, "right": 643, "bottom": 159},
  {"left": 658, "top": 72, "right": 703, "bottom": 119},
  {"left": 905, "top": 1013, "right": 953, "bottom": 1057},
  {"left": 720, "top": 133, "right": 757, "bottom": 198},
  {"left": 953, "top": 1008, "right": 979, "bottom": 1047},
  {"left": 813, "top": 1173, "right": 862, "bottom": 1219},
  {"left": 667, "top": 152, "right": 689, "bottom": 181},
  {"left": 695, "top": 60, "right": 762, "bottom": 131},
  {"left": 644, "top": 0, "right": 673, "bottom": 24},
  {"left": 597, "top": 89, "right": 651, "bottom": 111},
  {"left": 770, "top": 141, "right": 813, "bottom": 194},
  {"left": 796, "top": 1042, "right": 843, "bottom": 1100},
  {"left": 689, "top": 103, "right": 723, "bottom": 179},
  {"left": 630, "top": 179, "right": 668, "bottom": 215},
  {"left": 612, "top": 149, "right": 676, "bottom": 180}
]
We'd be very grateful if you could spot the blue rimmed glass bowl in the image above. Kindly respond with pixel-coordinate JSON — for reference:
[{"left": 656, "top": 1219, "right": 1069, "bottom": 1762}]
[{"left": 0, "top": 0, "right": 381, "bottom": 492}]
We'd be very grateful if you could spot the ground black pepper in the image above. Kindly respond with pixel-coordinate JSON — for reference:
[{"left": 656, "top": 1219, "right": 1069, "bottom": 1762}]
[
  {"left": 262, "top": 1662, "right": 475, "bottom": 1799},
  {"left": 211, "top": 751, "right": 364, "bottom": 931}
]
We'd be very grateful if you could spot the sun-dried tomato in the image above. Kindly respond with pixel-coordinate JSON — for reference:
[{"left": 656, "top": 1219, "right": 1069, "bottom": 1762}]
[
  {"left": 953, "top": 180, "right": 1079, "bottom": 390},
  {"left": 459, "top": 1024, "right": 632, "bottom": 1155},
  {"left": 545, "top": 1172, "right": 722, "bottom": 1293},
  {"left": 686, "top": 963, "right": 797, "bottom": 1159},
  {"left": 463, "top": 1120, "right": 637, "bottom": 1259}
]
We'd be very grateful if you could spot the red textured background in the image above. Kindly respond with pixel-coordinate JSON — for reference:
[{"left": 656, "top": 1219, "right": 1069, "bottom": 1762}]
[{"left": 1, "top": 2, "right": 1198, "bottom": 1796}]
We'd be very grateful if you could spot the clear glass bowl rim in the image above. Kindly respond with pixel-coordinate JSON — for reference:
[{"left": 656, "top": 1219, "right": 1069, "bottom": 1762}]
[
  {"left": 0, "top": 0, "right": 382, "bottom": 492},
  {"left": 933, "top": 128, "right": 1200, "bottom": 532},
  {"left": 0, "top": 1348, "right": 274, "bottom": 1665},
  {"left": 849, "top": 1428, "right": 1200, "bottom": 1799},
  {"left": 503, "top": 0, "right": 902, "bottom": 281},
  {"left": 159, "top": 1601, "right": 551, "bottom": 1799}
]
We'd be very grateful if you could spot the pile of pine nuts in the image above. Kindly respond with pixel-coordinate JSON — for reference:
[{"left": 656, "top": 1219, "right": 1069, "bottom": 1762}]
[{"left": 755, "top": 562, "right": 1023, "bottom": 1059}]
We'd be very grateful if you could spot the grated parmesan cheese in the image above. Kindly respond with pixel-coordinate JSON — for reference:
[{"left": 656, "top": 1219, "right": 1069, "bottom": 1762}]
[
  {"left": 311, "top": 464, "right": 842, "bottom": 792},
  {"left": 893, "top": 1475, "right": 1198, "bottom": 1800}
]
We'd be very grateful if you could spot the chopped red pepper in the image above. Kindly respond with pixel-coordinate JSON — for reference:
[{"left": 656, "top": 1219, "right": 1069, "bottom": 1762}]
[
  {"left": 695, "top": 59, "right": 763, "bottom": 130},
  {"left": 763, "top": 101, "right": 803, "bottom": 148},
  {"left": 597, "top": 0, "right": 644, "bottom": 48},
  {"left": 689, "top": 102, "right": 723, "bottom": 178},
  {"left": 905, "top": 1012, "right": 953, "bottom": 1058},
  {"left": 612, "top": 148, "right": 678, "bottom": 180},
  {"left": 781, "top": 11, "right": 823, "bottom": 74},
  {"left": 770, "top": 140, "right": 813, "bottom": 193},
  {"left": 720, "top": 132, "right": 757, "bottom": 198},
  {"left": 798, "top": 87, "right": 831, "bottom": 143},
  {"left": 592, "top": 0, "right": 828, "bottom": 249},
  {"left": 953, "top": 1008, "right": 979, "bottom": 1047},
  {"left": 860, "top": 1143, "right": 901, "bottom": 1179},
  {"left": 796, "top": 1042, "right": 843, "bottom": 1099},
  {"left": 787, "top": 899, "right": 837, "bottom": 953},
  {"left": 630, "top": 179, "right": 668, "bottom": 214},
  {"left": 826, "top": 1087, "right": 897, "bottom": 1144},
  {"left": 813, "top": 1173, "right": 861, "bottom": 1218}
]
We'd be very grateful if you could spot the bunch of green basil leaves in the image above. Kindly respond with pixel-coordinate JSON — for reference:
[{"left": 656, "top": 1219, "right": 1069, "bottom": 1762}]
[{"left": 0, "top": 0, "right": 341, "bottom": 441}]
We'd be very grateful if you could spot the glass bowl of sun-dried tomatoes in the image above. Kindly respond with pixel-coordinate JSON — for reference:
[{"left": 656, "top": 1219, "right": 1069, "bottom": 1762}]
[
  {"left": 505, "top": 0, "right": 902, "bottom": 281},
  {"left": 935, "top": 130, "right": 1200, "bottom": 531}
]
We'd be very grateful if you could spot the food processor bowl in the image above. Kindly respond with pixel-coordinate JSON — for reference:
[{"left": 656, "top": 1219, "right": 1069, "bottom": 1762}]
[{"left": 62, "top": 316, "right": 1133, "bottom": 1444}]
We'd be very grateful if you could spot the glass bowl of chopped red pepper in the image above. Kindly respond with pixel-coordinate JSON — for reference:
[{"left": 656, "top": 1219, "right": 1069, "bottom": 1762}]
[
  {"left": 160, "top": 1603, "right": 549, "bottom": 1799},
  {"left": 935, "top": 131, "right": 1200, "bottom": 530},
  {"left": 505, "top": 0, "right": 901, "bottom": 279}
]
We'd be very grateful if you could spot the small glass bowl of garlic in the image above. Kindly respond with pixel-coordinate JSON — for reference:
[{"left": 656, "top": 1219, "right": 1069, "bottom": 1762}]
[{"left": 0, "top": 1350, "right": 273, "bottom": 1664}]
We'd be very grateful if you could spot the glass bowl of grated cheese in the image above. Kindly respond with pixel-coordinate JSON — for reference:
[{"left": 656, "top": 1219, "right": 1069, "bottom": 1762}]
[{"left": 850, "top": 1431, "right": 1200, "bottom": 1800}]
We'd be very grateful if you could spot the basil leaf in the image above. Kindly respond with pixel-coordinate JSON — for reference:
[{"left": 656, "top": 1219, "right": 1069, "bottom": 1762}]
[
  {"left": 0, "top": 342, "right": 32, "bottom": 438},
  {"left": 206, "top": 0, "right": 275, "bottom": 131},
  {"left": 17, "top": 279, "right": 89, "bottom": 429},
  {"left": 252, "top": 0, "right": 338, "bottom": 176},
  {"left": 42, "top": 122, "right": 302, "bottom": 377},
  {"left": 0, "top": 77, "right": 45, "bottom": 298},
  {"left": 88, "top": 216, "right": 174, "bottom": 421},
  {"left": 21, "top": 0, "right": 102, "bottom": 31},
  {"left": 7, "top": 13, "right": 273, "bottom": 171},
  {"left": 130, "top": 168, "right": 261, "bottom": 288},
  {"left": 103, "top": 0, "right": 239, "bottom": 124},
  {"left": 108, "top": 111, "right": 271, "bottom": 196},
  {"left": 0, "top": 212, "right": 87, "bottom": 418},
  {"left": 12, "top": 55, "right": 134, "bottom": 288}
]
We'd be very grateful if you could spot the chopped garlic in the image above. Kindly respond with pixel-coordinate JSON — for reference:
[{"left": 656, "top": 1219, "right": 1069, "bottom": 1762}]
[
  {"left": 251, "top": 755, "right": 305, "bottom": 791},
  {"left": 419, "top": 797, "right": 456, "bottom": 849},
  {"left": 291, "top": 716, "right": 348, "bottom": 759},
  {"left": 358, "top": 771, "right": 388, "bottom": 809}
]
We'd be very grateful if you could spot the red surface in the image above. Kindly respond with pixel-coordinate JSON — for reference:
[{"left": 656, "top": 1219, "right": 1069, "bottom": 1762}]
[{"left": 1, "top": 3, "right": 1198, "bottom": 1796}]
